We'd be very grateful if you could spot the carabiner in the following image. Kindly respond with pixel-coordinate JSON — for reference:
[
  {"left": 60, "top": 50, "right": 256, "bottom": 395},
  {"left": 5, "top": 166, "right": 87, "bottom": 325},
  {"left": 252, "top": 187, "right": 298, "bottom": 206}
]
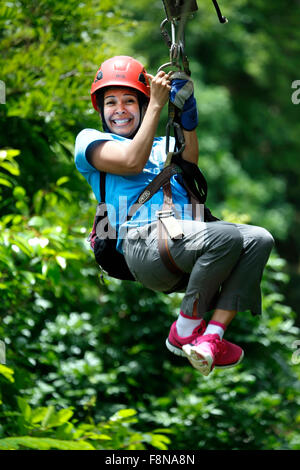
[{"left": 165, "top": 102, "right": 186, "bottom": 160}]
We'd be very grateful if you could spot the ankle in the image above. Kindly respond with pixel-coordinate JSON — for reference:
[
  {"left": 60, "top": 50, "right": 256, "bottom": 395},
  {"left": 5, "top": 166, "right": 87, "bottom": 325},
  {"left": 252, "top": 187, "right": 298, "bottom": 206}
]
[
  {"left": 203, "top": 320, "right": 226, "bottom": 340},
  {"left": 176, "top": 311, "right": 203, "bottom": 337}
]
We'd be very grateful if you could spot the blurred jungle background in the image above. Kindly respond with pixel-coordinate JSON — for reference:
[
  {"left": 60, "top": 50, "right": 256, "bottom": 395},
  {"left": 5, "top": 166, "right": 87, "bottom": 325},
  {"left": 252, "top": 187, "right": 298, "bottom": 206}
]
[{"left": 0, "top": 0, "right": 299, "bottom": 450}]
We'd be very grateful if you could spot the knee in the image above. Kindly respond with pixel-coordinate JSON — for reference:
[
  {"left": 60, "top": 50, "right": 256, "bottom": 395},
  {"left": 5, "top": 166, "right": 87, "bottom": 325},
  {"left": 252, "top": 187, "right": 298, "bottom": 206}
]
[
  {"left": 252, "top": 227, "right": 275, "bottom": 254},
  {"left": 257, "top": 227, "right": 274, "bottom": 246}
]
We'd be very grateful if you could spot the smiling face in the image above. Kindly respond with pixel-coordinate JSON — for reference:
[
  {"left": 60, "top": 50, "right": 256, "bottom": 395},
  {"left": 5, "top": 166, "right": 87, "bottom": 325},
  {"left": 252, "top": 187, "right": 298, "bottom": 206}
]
[{"left": 103, "top": 87, "right": 141, "bottom": 137}]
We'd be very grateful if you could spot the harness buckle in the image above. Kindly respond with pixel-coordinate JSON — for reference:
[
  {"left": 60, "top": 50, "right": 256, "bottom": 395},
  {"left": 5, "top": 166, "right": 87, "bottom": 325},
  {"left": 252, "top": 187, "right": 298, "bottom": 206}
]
[
  {"left": 156, "top": 210, "right": 184, "bottom": 240},
  {"left": 156, "top": 209, "right": 174, "bottom": 218}
]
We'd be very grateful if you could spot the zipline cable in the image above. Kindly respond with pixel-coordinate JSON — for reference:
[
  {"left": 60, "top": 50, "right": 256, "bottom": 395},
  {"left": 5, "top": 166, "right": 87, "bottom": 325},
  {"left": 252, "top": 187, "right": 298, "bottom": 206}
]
[{"left": 158, "top": 0, "right": 228, "bottom": 158}]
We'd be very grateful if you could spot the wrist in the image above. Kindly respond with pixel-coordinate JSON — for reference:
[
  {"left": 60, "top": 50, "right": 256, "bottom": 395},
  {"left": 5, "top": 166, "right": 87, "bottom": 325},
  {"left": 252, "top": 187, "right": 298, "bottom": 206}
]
[
  {"left": 181, "top": 96, "right": 198, "bottom": 131},
  {"left": 148, "top": 99, "right": 164, "bottom": 113}
]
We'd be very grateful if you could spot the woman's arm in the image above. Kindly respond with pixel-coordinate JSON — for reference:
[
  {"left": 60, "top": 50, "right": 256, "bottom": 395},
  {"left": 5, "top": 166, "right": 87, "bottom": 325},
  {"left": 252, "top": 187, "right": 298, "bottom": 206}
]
[
  {"left": 169, "top": 73, "right": 199, "bottom": 166},
  {"left": 89, "top": 71, "right": 171, "bottom": 175},
  {"left": 182, "top": 129, "right": 199, "bottom": 165}
]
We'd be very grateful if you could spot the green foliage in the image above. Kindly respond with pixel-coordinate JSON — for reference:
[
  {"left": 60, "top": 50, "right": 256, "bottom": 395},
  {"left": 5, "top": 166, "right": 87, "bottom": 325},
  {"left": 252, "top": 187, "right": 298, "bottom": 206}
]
[
  {"left": 0, "top": 382, "right": 170, "bottom": 450},
  {"left": 0, "top": 365, "right": 14, "bottom": 385},
  {"left": 0, "top": 0, "right": 133, "bottom": 126}
]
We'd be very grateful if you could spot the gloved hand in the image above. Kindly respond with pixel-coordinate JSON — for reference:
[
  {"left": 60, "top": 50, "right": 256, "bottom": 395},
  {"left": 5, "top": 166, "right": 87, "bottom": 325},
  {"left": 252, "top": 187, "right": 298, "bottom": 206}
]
[{"left": 169, "top": 71, "right": 198, "bottom": 131}]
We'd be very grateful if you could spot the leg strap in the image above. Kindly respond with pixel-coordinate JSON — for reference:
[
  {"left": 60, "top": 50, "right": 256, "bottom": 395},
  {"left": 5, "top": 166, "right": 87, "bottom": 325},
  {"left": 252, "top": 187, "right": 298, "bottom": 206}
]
[{"left": 157, "top": 181, "right": 185, "bottom": 277}]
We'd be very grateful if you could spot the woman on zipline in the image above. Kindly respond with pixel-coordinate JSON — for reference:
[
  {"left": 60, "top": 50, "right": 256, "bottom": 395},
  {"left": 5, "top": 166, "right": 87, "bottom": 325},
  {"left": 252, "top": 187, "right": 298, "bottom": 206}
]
[{"left": 75, "top": 56, "right": 274, "bottom": 376}]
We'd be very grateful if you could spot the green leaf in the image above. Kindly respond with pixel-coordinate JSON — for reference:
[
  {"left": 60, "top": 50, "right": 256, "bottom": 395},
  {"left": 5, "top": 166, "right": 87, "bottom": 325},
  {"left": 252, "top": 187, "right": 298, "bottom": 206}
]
[
  {"left": 17, "top": 397, "right": 31, "bottom": 422},
  {"left": 10, "top": 237, "right": 32, "bottom": 257},
  {"left": 1, "top": 214, "right": 14, "bottom": 226},
  {"left": 0, "top": 177, "right": 12, "bottom": 188},
  {"left": 50, "top": 408, "right": 74, "bottom": 427},
  {"left": 0, "top": 436, "right": 95, "bottom": 450},
  {"left": 32, "top": 189, "right": 44, "bottom": 213},
  {"left": 12, "top": 215, "right": 23, "bottom": 225},
  {"left": 0, "top": 149, "right": 20, "bottom": 160},
  {"left": 13, "top": 186, "right": 26, "bottom": 198},
  {"left": 1, "top": 161, "right": 20, "bottom": 176},
  {"left": 85, "top": 432, "right": 112, "bottom": 440},
  {"left": 36, "top": 407, "right": 73, "bottom": 429},
  {"left": 149, "top": 436, "right": 169, "bottom": 450},
  {"left": 56, "top": 176, "right": 69, "bottom": 186},
  {"left": 41, "top": 406, "right": 55, "bottom": 428},
  {"left": 153, "top": 428, "right": 174, "bottom": 434},
  {"left": 114, "top": 409, "right": 137, "bottom": 419},
  {"left": 28, "top": 216, "right": 47, "bottom": 228},
  {"left": 0, "top": 364, "right": 14, "bottom": 383},
  {"left": 31, "top": 407, "right": 48, "bottom": 424}
]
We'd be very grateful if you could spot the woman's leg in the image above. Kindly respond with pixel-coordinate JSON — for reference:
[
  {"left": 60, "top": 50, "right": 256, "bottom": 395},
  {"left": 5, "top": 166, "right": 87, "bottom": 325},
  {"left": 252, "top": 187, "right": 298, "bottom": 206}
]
[
  {"left": 123, "top": 220, "right": 274, "bottom": 319},
  {"left": 123, "top": 220, "right": 246, "bottom": 371},
  {"left": 213, "top": 224, "right": 275, "bottom": 316},
  {"left": 210, "top": 308, "right": 237, "bottom": 327},
  {"left": 179, "top": 223, "right": 274, "bottom": 375},
  {"left": 123, "top": 219, "right": 274, "bottom": 374},
  {"left": 168, "top": 221, "right": 274, "bottom": 374},
  {"left": 170, "top": 220, "right": 244, "bottom": 317}
]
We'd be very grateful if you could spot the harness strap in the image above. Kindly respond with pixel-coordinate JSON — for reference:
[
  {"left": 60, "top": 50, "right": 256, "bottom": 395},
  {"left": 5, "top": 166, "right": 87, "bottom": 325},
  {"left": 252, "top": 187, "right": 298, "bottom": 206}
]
[
  {"left": 128, "top": 160, "right": 206, "bottom": 281},
  {"left": 127, "top": 163, "right": 181, "bottom": 219},
  {"left": 155, "top": 163, "right": 207, "bottom": 285},
  {"left": 181, "top": 177, "right": 205, "bottom": 222},
  {"left": 157, "top": 181, "right": 184, "bottom": 276},
  {"left": 157, "top": 180, "right": 191, "bottom": 294}
]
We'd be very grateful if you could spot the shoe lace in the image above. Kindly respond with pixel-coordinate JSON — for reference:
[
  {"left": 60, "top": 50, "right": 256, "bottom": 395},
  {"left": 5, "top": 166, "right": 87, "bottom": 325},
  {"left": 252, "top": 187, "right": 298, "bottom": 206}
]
[
  {"left": 213, "top": 338, "right": 227, "bottom": 358},
  {"left": 191, "top": 334, "right": 227, "bottom": 358},
  {"left": 196, "top": 320, "right": 206, "bottom": 336}
]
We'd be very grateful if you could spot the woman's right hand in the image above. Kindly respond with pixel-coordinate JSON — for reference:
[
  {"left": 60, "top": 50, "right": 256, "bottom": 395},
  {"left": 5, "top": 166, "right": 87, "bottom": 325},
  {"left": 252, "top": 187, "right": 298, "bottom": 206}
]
[{"left": 146, "top": 71, "right": 171, "bottom": 109}]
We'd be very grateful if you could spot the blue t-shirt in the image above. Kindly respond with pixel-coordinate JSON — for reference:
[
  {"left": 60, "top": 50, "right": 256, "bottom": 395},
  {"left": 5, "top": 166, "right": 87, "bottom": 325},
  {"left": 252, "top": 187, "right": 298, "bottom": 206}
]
[{"left": 74, "top": 128, "right": 193, "bottom": 253}]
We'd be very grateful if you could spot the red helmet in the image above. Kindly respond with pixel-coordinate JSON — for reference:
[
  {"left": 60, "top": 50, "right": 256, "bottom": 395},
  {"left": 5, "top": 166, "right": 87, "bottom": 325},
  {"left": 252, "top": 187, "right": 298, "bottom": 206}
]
[{"left": 91, "top": 56, "right": 150, "bottom": 112}]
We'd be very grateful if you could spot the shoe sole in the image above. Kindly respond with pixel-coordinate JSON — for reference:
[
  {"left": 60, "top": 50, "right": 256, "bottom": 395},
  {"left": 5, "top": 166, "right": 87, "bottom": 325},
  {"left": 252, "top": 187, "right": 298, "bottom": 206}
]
[
  {"left": 182, "top": 344, "right": 213, "bottom": 376},
  {"left": 166, "top": 338, "right": 244, "bottom": 371},
  {"left": 165, "top": 338, "right": 186, "bottom": 357}
]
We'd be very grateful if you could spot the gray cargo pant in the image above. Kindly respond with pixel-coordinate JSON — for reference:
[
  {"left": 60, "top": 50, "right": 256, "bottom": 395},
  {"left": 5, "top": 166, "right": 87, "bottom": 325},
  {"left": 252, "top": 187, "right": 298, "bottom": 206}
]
[{"left": 122, "top": 220, "right": 274, "bottom": 317}]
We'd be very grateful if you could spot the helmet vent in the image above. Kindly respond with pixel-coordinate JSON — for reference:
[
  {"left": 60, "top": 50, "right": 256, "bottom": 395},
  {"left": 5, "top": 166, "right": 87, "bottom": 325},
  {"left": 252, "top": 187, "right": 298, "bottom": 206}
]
[
  {"left": 138, "top": 72, "right": 147, "bottom": 85},
  {"left": 95, "top": 71, "right": 103, "bottom": 81}
]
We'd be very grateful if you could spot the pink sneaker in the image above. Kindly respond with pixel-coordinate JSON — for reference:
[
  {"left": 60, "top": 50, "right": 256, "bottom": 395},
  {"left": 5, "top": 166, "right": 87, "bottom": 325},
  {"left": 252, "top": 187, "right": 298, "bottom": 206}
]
[
  {"left": 182, "top": 333, "right": 244, "bottom": 376},
  {"left": 166, "top": 321, "right": 206, "bottom": 357},
  {"left": 166, "top": 323, "right": 244, "bottom": 372}
]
